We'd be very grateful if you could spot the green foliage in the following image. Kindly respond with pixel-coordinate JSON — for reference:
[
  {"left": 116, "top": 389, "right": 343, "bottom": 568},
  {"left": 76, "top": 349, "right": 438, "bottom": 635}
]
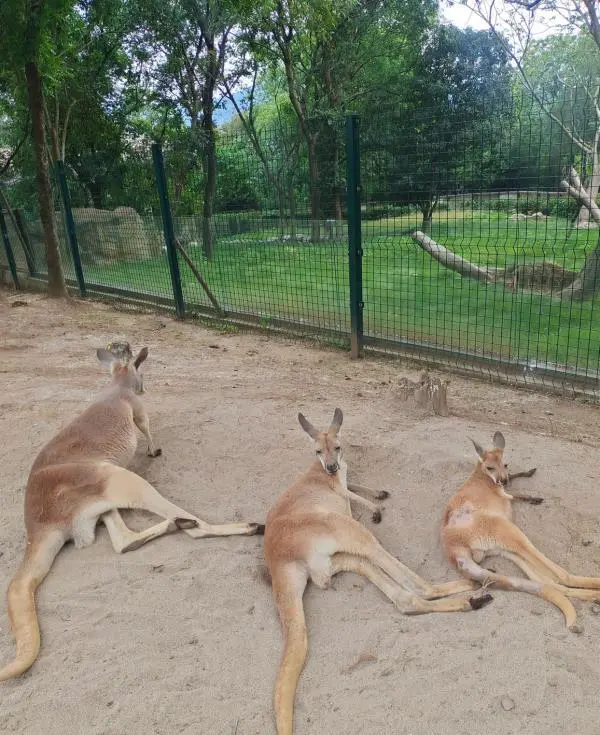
[
  {"left": 466, "top": 195, "right": 580, "bottom": 219},
  {"left": 216, "top": 138, "right": 261, "bottom": 211},
  {"left": 361, "top": 26, "right": 513, "bottom": 217},
  {"left": 0, "top": 0, "right": 597, "bottom": 241}
]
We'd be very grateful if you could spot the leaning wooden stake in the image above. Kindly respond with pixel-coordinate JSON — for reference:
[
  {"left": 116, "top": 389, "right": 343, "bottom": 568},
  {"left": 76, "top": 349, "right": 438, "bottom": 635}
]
[{"left": 174, "top": 239, "right": 225, "bottom": 316}]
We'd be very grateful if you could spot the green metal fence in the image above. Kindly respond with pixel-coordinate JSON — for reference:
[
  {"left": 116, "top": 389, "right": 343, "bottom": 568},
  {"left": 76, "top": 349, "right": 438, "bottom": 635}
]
[{"left": 2, "top": 91, "right": 600, "bottom": 396}]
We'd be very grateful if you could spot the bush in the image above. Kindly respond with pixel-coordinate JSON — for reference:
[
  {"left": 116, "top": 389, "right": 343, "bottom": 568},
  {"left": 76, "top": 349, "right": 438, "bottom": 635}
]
[
  {"left": 545, "top": 196, "right": 579, "bottom": 219},
  {"left": 463, "top": 193, "right": 580, "bottom": 219},
  {"left": 362, "top": 203, "right": 420, "bottom": 219}
]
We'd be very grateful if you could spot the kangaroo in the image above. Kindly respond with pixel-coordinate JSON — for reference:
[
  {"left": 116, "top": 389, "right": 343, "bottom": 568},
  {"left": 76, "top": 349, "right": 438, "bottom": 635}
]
[
  {"left": 264, "top": 409, "right": 492, "bottom": 735},
  {"left": 0, "top": 343, "right": 262, "bottom": 682},
  {"left": 442, "top": 431, "right": 600, "bottom": 633}
]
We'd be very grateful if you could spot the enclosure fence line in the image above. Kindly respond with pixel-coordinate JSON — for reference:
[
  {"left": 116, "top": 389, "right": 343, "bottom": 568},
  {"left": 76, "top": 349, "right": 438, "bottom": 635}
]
[{"left": 2, "top": 104, "right": 600, "bottom": 398}]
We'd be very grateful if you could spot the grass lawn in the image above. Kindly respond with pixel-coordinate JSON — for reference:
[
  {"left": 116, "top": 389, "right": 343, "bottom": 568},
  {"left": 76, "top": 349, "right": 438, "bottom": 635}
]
[{"left": 73, "top": 211, "right": 600, "bottom": 377}]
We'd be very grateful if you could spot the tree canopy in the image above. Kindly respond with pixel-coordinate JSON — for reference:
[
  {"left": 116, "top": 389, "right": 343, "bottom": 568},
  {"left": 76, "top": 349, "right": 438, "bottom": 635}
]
[{"left": 1, "top": 0, "right": 600, "bottom": 287}]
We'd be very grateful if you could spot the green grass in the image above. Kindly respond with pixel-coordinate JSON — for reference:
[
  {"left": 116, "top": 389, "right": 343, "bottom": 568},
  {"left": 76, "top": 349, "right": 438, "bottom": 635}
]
[{"left": 79, "top": 211, "right": 600, "bottom": 376}]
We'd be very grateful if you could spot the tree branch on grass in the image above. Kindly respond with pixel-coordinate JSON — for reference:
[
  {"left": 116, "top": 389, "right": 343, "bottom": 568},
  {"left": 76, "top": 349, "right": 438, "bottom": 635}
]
[{"left": 411, "top": 165, "right": 600, "bottom": 300}]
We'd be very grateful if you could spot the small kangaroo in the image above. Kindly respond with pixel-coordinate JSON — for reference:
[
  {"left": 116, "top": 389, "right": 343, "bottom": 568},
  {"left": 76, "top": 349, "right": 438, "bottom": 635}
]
[
  {"left": 264, "top": 409, "right": 492, "bottom": 735},
  {"left": 442, "top": 431, "right": 600, "bottom": 633},
  {"left": 0, "top": 343, "right": 262, "bottom": 682}
]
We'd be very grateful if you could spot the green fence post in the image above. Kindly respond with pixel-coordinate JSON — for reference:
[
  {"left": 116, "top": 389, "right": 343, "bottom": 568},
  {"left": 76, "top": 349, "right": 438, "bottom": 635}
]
[
  {"left": 151, "top": 143, "right": 185, "bottom": 319},
  {"left": 13, "top": 208, "right": 36, "bottom": 276},
  {"left": 0, "top": 207, "right": 20, "bottom": 290},
  {"left": 345, "top": 114, "right": 364, "bottom": 358},
  {"left": 54, "top": 160, "right": 86, "bottom": 297}
]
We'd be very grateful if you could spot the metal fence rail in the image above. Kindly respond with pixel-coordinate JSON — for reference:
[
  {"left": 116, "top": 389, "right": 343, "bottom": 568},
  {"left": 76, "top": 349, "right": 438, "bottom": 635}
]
[{"left": 2, "top": 90, "right": 600, "bottom": 397}]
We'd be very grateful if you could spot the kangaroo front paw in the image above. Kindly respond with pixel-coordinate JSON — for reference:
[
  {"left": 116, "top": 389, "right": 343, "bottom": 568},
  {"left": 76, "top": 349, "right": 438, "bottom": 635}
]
[
  {"left": 376, "top": 490, "right": 390, "bottom": 500},
  {"left": 148, "top": 447, "right": 162, "bottom": 458},
  {"left": 371, "top": 509, "right": 382, "bottom": 524}
]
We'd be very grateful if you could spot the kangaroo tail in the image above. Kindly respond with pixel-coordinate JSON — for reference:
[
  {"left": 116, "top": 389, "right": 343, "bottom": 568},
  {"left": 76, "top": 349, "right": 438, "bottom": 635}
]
[
  {"left": 271, "top": 563, "right": 309, "bottom": 735},
  {"left": 0, "top": 530, "right": 65, "bottom": 682}
]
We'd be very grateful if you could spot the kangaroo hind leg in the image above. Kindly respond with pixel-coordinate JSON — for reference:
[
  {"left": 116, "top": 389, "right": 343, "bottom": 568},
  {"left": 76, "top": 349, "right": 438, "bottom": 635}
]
[
  {"left": 331, "top": 553, "right": 490, "bottom": 614},
  {"left": 102, "top": 510, "right": 177, "bottom": 553},
  {"left": 102, "top": 466, "right": 262, "bottom": 539}
]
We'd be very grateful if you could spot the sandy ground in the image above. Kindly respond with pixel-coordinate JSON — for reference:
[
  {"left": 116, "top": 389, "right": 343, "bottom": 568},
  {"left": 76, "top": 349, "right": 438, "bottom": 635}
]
[{"left": 2, "top": 291, "right": 600, "bottom": 735}]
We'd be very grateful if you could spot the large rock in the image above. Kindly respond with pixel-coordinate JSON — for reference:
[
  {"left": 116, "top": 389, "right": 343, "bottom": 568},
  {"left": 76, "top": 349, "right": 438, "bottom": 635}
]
[
  {"left": 25, "top": 207, "right": 162, "bottom": 265},
  {"left": 71, "top": 207, "right": 162, "bottom": 264}
]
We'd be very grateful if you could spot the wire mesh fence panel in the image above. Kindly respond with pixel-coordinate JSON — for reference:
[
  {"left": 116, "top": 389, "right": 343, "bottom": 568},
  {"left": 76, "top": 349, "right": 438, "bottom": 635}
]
[
  {"left": 1, "top": 168, "right": 43, "bottom": 274},
  {"left": 62, "top": 145, "right": 174, "bottom": 302},
  {"left": 2, "top": 85, "right": 600, "bottom": 396},
  {"left": 2, "top": 175, "right": 77, "bottom": 280},
  {"left": 359, "top": 89, "right": 600, "bottom": 390},
  {"left": 0, "top": 197, "right": 29, "bottom": 273},
  {"left": 162, "top": 123, "right": 350, "bottom": 333}
]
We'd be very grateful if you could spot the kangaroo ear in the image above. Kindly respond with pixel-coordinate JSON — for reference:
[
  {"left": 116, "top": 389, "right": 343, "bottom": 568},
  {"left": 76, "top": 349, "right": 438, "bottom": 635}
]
[
  {"left": 470, "top": 438, "right": 485, "bottom": 458},
  {"left": 329, "top": 408, "right": 343, "bottom": 434},
  {"left": 298, "top": 413, "right": 319, "bottom": 439},
  {"left": 96, "top": 348, "right": 116, "bottom": 370},
  {"left": 493, "top": 431, "right": 505, "bottom": 450},
  {"left": 134, "top": 347, "right": 149, "bottom": 369}
]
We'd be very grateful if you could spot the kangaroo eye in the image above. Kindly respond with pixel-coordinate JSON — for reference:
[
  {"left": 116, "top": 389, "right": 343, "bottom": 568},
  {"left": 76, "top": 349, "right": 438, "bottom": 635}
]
[
  {"left": 316, "top": 450, "right": 323, "bottom": 455},
  {"left": 486, "top": 466, "right": 495, "bottom": 472},
  {"left": 504, "top": 464, "right": 508, "bottom": 469},
  {"left": 335, "top": 446, "right": 341, "bottom": 451}
]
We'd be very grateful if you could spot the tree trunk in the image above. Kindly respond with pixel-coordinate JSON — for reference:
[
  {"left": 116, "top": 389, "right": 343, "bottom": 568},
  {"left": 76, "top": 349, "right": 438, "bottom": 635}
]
[
  {"left": 331, "top": 126, "right": 343, "bottom": 222},
  {"left": 25, "top": 61, "right": 68, "bottom": 298},
  {"left": 87, "top": 179, "right": 103, "bottom": 209},
  {"left": 420, "top": 199, "right": 437, "bottom": 235},
  {"left": 576, "top": 170, "right": 600, "bottom": 227},
  {"left": 560, "top": 247, "right": 600, "bottom": 299},
  {"left": 559, "top": 167, "right": 600, "bottom": 298},
  {"left": 200, "top": 47, "right": 218, "bottom": 260},
  {"left": 333, "top": 192, "right": 343, "bottom": 222},
  {"left": 288, "top": 186, "right": 297, "bottom": 239},
  {"left": 201, "top": 129, "right": 216, "bottom": 260},
  {"left": 576, "top": 129, "right": 600, "bottom": 228},
  {"left": 322, "top": 55, "right": 343, "bottom": 223},
  {"left": 332, "top": 142, "right": 343, "bottom": 221},
  {"left": 421, "top": 211, "right": 432, "bottom": 234},
  {"left": 307, "top": 136, "right": 320, "bottom": 242},
  {"left": 277, "top": 34, "right": 320, "bottom": 242}
]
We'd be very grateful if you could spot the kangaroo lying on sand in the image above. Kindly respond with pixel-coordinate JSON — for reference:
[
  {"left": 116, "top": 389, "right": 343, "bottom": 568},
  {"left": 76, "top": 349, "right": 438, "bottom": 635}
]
[
  {"left": 0, "top": 343, "right": 263, "bottom": 682},
  {"left": 442, "top": 431, "right": 600, "bottom": 633},
  {"left": 264, "top": 409, "right": 492, "bottom": 735}
]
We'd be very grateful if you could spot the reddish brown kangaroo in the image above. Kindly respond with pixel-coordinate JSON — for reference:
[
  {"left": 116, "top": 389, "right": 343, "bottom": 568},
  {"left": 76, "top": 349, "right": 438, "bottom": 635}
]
[
  {"left": 442, "top": 431, "right": 600, "bottom": 633},
  {"left": 0, "top": 343, "right": 262, "bottom": 682}
]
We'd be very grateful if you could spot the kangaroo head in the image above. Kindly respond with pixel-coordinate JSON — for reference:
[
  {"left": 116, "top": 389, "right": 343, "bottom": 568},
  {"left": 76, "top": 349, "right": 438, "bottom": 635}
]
[
  {"left": 96, "top": 341, "right": 149, "bottom": 394},
  {"left": 470, "top": 431, "right": 508, "bottom": 485},
  {"left": 298, "top": 408, "right": 343, "bottom": 475}
]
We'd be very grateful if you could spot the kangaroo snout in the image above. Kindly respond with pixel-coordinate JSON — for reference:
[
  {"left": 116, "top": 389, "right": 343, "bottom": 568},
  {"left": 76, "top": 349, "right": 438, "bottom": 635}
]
[{"left": 326, "top": 462, "right": 339, "bottom": 474}]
